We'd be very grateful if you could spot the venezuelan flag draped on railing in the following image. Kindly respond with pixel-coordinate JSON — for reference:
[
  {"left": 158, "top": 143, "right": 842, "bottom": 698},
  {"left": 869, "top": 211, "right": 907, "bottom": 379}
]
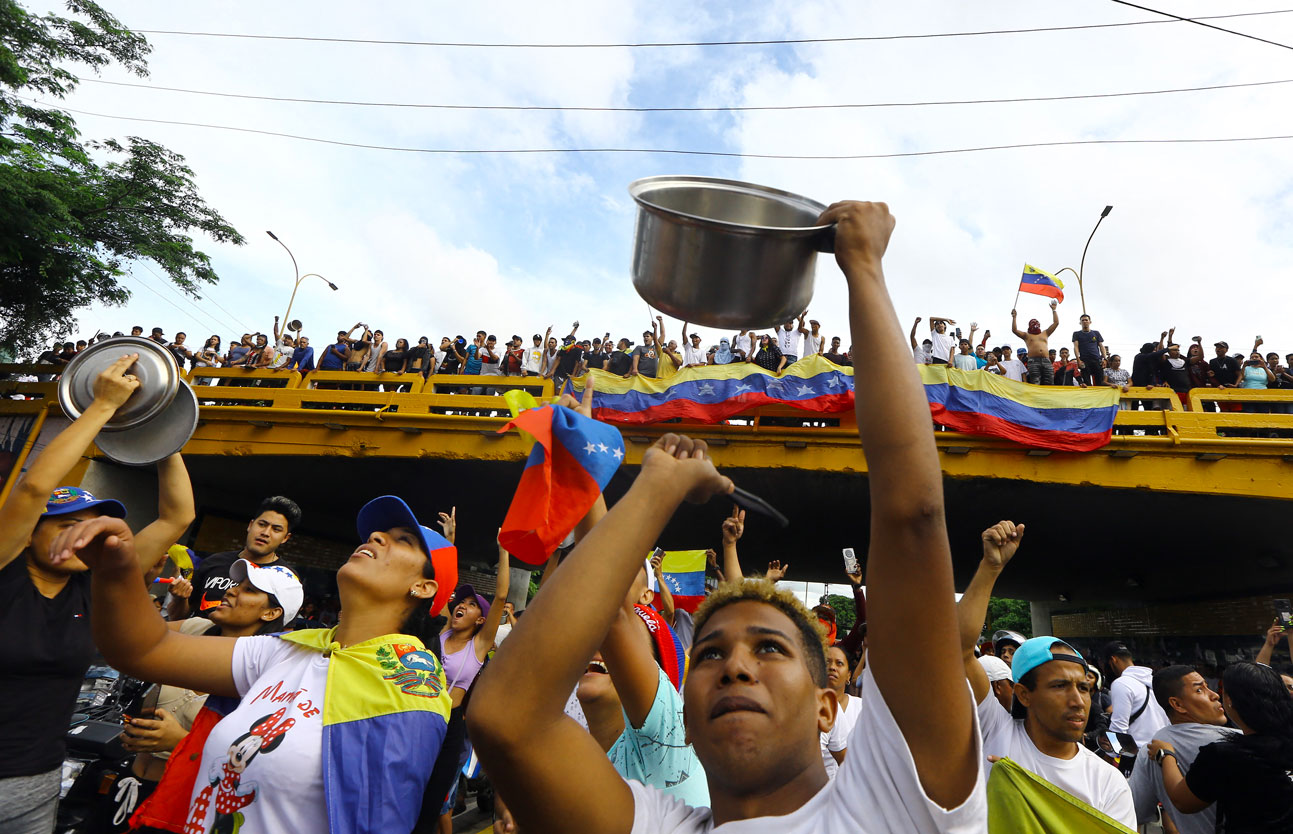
[{"left": 568, "top": 355, "right": 1120, "bottom": 452}]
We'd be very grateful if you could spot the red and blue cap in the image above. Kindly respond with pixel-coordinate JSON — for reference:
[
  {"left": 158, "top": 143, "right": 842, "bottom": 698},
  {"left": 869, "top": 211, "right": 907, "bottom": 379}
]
[
  {"left": 42, "top": 487, "right": 126, "bottom": 520},
  {"left": 356, "top": 495, "right": 457, "bottom": 617}
]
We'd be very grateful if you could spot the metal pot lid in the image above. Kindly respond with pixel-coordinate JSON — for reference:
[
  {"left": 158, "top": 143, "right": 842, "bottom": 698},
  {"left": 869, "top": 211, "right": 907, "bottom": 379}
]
[
  {"left": 57, "top": 336, "right": 181, "bottom": 431},
  {"left": 629, "top": 176, "right": 830, "bottom": 236},
  {"left": 94, "top": 380, "right": 198, "bottom": 467}
]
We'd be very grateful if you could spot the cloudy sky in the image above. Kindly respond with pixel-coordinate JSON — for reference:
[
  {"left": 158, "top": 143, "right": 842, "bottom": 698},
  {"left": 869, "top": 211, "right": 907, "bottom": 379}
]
[{"left": 29, "top": 0, "right": 1293, "bottom": 360}]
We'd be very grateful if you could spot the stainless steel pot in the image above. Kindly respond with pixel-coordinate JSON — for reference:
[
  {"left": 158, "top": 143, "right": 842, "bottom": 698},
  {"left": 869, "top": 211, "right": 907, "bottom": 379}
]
[
  {"left": 57, "top": 336, "right": 198, "bottom": 466},
  {"left": 629, "top": 176, "right": 834, "bottom": 330}
]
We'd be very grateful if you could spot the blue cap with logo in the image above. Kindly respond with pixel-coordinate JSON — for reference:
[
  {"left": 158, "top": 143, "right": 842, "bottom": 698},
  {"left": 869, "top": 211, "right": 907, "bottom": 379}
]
[
  {"left": 1010, "top": 635, "right": 1085, "bottom": 683},
  {"left": 41, "top": 487, "right": 127, "bottom": 520}
]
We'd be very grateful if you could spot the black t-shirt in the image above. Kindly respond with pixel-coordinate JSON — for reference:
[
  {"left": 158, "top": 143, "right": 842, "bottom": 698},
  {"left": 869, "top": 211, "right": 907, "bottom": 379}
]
[
  {"left": 556, "top": 346, "right": 585, "bottom": 376},
  {"left": 1071, "top": 330, "right": 1104, "bottom": 361},
  {"left": 1131, "top": 351, "right": 1158, "bottom": 387},
  {"left": 37, "top": 350, "right": 63, "bottom": 365},
  {"left": 189, "top": 550, "right": 296, "bottom": 617},
  {"left": 1186, "top": 736, "right": 1293, "bottom": 834},
  {"left": 0, "top": 557, "right": 95, "bottom": 777},
  {"left": 439, "top": 349, "right": 461, "bottom": 374},
  {"left": 406, "top": 345, "right": 430, "bottom": 371},
  {"left": 585, "top": 350, "right": 607, "bottom": 370},
  {"left": 1210, "top": 355, "right": 1241, "bottom": 386},
  {"left": 607, "top": 350, "right": 632, "bottom": 376},
  {"left": 383, "top": 349, "right": 406, "bottom": 372},
  {"left": 1156, "top": 351, "right": 1191, "bottom": 392}
]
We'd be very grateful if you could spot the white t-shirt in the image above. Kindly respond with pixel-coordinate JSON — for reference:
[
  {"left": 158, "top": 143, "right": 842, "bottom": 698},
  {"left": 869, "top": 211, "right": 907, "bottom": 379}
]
[
  {"left": 481, "top": 347, "right": 504, "bottom": 376},
  {"left": 802, "top": 333, "right": 824, "bottom": 358},
  {"left": 951, "top": 354, "right": 979, "bottom": 371},
  {"left": 820, "top": 692, "right": 863, "bottom": 779},
  {"left": 777, "top": 327, "right": 799, "bottom": 356},
  {"left": 1109, "top": 666, "right": 1170, "bottom": 749},
  {"left": 683, "top": 344, "right": 706, "bottom": 367},
  {"left": 999, "top": 358, "right": 1026, "bottom": 382},
  {"left": 930, "top": 330, "right": 957, "bottom": 362},
  {"left": 494, "top": 622, "right": 513, "bottom": 644},
  {"left": 186, "top": 636, "right": 326, "bottom": 833},
  {"left": 976, "top": 692, "right": 1135, "bottom": 829},
  {"left": 524, "top": 347, "right": 544, "bottom": 375},
  {"left": 628, "top": 665, "right": 986, "bottom": 833}
]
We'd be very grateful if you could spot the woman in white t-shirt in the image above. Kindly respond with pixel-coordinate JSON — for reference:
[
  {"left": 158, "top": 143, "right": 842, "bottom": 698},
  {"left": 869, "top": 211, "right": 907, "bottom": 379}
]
[
  {"left": 53, "top": 495, "right": 459, "bottom": 834},
  {"left": 821, "top": 644, "right": 864, "bottom": 779}
]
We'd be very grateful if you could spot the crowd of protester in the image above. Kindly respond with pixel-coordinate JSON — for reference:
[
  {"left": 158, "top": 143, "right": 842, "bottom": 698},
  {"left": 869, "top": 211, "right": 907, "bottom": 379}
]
[
  {"left": 5, "top": 204, "right": 1293, "bottom": 834},
  {"left": 29, "top": 301, "right": 1293, "bottom": 416}
]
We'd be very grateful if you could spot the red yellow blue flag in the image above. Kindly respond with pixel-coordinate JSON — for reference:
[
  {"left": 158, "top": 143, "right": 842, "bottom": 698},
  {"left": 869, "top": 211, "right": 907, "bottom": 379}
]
[
  {"left": 657, "top": 549, "right": 708, "bottom": 613},
  {"left": 497, "top": 404, "right": 625, "bottom": 564},
  {"left": 1019, "top": 264, "right": 1065, "bottom": 303}
]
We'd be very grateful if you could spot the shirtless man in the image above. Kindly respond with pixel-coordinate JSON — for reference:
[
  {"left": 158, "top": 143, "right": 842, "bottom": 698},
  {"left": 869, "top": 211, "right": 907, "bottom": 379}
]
[{"left": 1011, "top": 300, "right": 1059, "bottom": 385}]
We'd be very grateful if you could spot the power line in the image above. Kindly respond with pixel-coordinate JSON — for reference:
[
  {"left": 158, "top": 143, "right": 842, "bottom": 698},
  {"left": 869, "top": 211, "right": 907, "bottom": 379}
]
[
  {"left": 131, "top": 9, "right": 1293, "bottom": 49},
  {"left": 136, "top": 260, "right": 252, "bottom": 334},
  {"left": 121, "top": 270, "right": 228, "bottom": 335},
  {"left": 1108, "top": 0, "right": 1293, "bottom": 52},
  {"left": 79, "top": 74, "right": 1293, "bottom": 113},
  {"left": 36, "top": 98, "right": 1293, "bottom": 160}
]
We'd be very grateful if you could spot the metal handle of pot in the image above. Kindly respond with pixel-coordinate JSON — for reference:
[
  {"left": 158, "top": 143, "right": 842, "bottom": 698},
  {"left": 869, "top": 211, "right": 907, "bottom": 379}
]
[{"left": 812, "top": 224, "right": 837, "bottom": 254}]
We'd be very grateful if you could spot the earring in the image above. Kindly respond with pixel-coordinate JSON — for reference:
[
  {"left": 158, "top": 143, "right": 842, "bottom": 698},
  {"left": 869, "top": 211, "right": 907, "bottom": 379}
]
[{"left": 409, "top": 590, "right": 417, "bottom": 598}]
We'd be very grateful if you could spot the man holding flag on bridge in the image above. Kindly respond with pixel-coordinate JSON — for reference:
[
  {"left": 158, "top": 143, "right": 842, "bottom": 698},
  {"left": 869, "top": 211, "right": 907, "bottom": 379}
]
[{"left": 1012, "top": 264, "right": 1064, "bottom": 385}]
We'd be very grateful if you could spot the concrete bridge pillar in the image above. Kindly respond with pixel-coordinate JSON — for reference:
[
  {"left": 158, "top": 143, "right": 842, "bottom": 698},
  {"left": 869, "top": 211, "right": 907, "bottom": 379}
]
[{"left": 1030, "top": 601, "right": 1054, "bottom": 638}]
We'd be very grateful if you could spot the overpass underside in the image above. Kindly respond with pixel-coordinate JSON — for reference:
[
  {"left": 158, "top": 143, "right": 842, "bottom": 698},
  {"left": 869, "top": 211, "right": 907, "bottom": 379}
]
[{"left": 3, "top": 367, "right": 1291, "bottom": 612}]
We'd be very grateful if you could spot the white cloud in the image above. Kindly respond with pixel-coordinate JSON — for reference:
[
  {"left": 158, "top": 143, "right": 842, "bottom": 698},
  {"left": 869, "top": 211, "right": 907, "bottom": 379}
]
[{"left": 28, "top": 0, "right": 1293, "bottom": 362}]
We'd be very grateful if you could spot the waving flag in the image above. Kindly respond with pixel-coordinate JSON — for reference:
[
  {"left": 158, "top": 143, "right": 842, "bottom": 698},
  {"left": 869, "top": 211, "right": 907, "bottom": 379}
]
[
  {"left": 569, "top": 356, "right": 854, "bottom": 425},
  {"left": 1019, "top": 264, "right": 1065, "bottom": 303},
  {"left": 923, "top": 366, "right": 1119, "bottom": 451},
  {"left": 657, "top": 549, "right": 708, "bottom": 613},
  {"left": 497, "top": 405, "right": 625, "bottom": 564},
  {"left": 568, "top": 357, "right": 1119, "bottom": 452},
  {"left": 988, "top": 756, "right": 1134, "bottom": 833}
]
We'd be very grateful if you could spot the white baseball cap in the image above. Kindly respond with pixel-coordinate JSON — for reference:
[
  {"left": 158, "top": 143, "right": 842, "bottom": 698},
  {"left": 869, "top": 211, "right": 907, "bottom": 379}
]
[
  {"left": 978, "top": 654, "right": 1013, "bottom": 683},
  {"left": 229, "top": 559, "right": 303, "bottom": 623}
]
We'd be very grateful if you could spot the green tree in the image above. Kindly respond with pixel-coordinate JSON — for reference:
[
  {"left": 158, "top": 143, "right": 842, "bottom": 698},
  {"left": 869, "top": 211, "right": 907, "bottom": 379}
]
[
  {"left": 825, "top": 593, "right": 856, "bottom": 635},
  {"left": 0, "top": 0, "right": 243, "bottom": 355},
  {"left": 986, "top": 597, "right": 1032, "bottom": 638}
]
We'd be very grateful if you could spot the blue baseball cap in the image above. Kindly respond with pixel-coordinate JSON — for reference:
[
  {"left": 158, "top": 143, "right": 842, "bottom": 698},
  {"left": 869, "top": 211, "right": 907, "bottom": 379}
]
[
  {"left": 41, "top": 487, "right": 126, "bottom": 520},
  {"left": 356, "top": 496, "right": 457, "bottom": 616},
  {"left": 1010, "top": 636, "right": 1085, "bottom": 684}
]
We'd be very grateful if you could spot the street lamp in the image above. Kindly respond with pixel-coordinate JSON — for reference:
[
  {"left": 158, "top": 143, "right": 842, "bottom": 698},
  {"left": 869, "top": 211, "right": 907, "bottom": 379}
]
[
  {"left": 267, "top": 230, "right": 338, "bottom": 332},
  {"left": 1053, "top": 206, "right": 1113, "bottom": 316}
]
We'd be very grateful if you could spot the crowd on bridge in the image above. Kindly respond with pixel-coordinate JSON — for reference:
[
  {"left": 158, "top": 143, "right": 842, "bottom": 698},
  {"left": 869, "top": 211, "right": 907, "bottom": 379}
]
[
  {"left": 7, "top": 204, "right": 1293, "bottom": 834},
  {"left": 31, "top": 299, "right": 1293, "bottom": 413}
]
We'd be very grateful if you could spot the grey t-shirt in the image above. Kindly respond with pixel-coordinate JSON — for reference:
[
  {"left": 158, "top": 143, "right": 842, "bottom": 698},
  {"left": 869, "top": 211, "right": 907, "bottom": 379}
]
[
  {"left": 1130, "top": 722, "right": 1239, "bottom": 834},
  {"left": 633, "top": 345, "right": 660, "bottom": 378}
]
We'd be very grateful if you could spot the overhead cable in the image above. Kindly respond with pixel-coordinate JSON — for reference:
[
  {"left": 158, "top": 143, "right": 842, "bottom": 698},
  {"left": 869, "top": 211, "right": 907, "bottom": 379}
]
[
  {"left": 80, "top": 75, "right": 1293, "bottom": 113},
  {"left": 1108, "top": 0, "right": 1293, "bottom": 52},
  {"left": 35, "top": 98, "right": 1293, "bottom": 161},
  {"left": 131, "top": 9, "right": 1293, "bottom": 49}
]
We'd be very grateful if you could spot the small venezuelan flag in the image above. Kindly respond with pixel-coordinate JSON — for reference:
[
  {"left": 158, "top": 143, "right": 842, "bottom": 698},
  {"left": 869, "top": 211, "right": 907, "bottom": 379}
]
[
  {"left": 497, "top": 405, "right": 625, "bottom": 564},
  {"left": 1019, "top": 264, "right": 1065, "bottom": 303},
  {"left": 657, "top": 549, "right": 708, "bottom": 613}
]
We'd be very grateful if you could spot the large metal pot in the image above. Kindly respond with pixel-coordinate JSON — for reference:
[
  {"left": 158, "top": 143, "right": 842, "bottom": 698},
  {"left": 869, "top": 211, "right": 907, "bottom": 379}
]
[{"left": 629, "top": 176, "right": 834, "bottom": 330}]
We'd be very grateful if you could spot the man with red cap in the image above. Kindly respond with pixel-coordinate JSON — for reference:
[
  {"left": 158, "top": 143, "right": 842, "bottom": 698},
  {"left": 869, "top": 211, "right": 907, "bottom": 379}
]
[{"left": 1011, "top": 300, "right": 1060, "bottom": 385}]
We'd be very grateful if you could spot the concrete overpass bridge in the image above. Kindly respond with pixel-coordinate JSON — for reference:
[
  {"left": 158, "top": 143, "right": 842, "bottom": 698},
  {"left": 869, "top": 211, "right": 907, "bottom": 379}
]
[{"left": 2, "top": 364, "right": 1290, "bottom": 645}]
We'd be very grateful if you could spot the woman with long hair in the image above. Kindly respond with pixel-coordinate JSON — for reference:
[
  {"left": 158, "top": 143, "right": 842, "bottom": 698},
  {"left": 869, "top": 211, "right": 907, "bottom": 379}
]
[
  {"left": 194, "top": 335, "right": 223, "bottom": 368},
  {"left": 50, "top": 495, "right": 458, "bottom": 833},
  {"left": 0, "top": 354, "right": 194, "bottom": 832},
  {"left": 1150, "top": 661, "right": 1293, "bottom": 832}
]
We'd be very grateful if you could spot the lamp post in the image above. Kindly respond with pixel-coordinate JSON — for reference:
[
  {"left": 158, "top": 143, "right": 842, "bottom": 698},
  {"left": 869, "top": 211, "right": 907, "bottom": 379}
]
[
  {"left": 1053, "top": 206, "right": 1113, "bottom": 316},
  {"left": 267, "top": 230, "right": 338, "bottom": 332}
]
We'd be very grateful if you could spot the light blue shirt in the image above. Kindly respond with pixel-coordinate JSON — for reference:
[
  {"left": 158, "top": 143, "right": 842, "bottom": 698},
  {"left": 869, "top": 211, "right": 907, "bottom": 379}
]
[{"left": 607, "top": 667, "right": 709, "bottom": 807}]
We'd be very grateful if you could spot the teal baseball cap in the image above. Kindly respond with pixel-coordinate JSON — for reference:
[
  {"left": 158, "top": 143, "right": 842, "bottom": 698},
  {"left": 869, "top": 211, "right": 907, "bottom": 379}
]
[{"left": 1010, "top": 636, "right": 1085, "bottom": 684}]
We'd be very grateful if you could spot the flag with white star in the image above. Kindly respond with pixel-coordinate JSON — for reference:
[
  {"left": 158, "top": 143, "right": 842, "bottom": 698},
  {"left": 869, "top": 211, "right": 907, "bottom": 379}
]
[{"left": 497, "top": 405, "right": 626, "bottom": 564}]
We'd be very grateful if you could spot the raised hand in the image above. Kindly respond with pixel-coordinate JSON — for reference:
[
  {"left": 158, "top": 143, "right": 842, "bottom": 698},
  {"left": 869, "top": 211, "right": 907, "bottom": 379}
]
[
  {"left": 980, "top": 520, "right": 1025, "bottom": 572},
  {"left": 1265, "top": 623, "right": 1283, "bottom": 647},
  {"left": 437, "top": 507, "right": 457, "bottom": 544},
  {"left": 649, "top": 549, "right": 665, "bottom": 577},
  {"left": 816, "top": 200, "right": 896, "bottom": 272},
  {"left": 1049, "top": 300, "right": 1058, "bottom": 310},
  {"left": 170, "top": 576, "right": 193, "bottom": 599},
  {"left": 639, "top": 433, "right": 733, "bottom": 505},
  {"left": 92, "top": 353, "right": 143, "bottom": 410},
  {"left": 553, "top": 377, "right": 594, "bottom": 418},
  {"left": 765, "top": 560, "right": 790, "bottom": 582},
  {"left": 704, "top": 548, "right": 718, "bottom": 569},
  {"left": 721, "top": 506, "right": 745, "bottom": 545},
  {"left": 48, "top": 515, "right": 136, "bottom": 572}
]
